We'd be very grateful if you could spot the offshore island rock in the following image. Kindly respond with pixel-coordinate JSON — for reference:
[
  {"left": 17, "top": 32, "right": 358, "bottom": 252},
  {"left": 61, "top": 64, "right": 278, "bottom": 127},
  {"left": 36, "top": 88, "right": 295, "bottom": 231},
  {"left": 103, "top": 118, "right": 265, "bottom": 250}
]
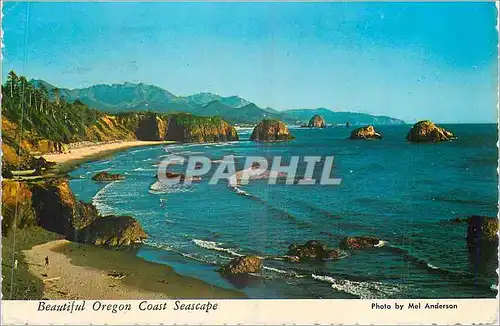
[
  {"left": 349, "top": 125, "right": 382, "bottom": 140},
  {"left": 250, "top": 120, "right": 295, "bottom": 142},
  {"left": 406, "top": 120, "right": 456, "bottom": 143}
]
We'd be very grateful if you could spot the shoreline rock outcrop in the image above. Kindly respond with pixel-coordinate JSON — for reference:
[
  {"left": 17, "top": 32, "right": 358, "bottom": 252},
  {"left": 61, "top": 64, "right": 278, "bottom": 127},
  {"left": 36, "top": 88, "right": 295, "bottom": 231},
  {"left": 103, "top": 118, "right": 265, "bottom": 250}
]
[
  {"left": 308, "top": 115, "right": 326, "bottom": 128},
  {"left": 2, "top": 178, "right": 147, "bottom": 247},
  {"left": 31, "top": 179, "right": 100, "bottom": 236},
  {"left": 349, "top": 126, "right": 382, "bottom": 140},
  {"left": 79, "top": 215, "right": 148, "bottom": 246},
  {"left": 92, "top": 171, "right": 125, "bottom": 182},
  {"left": 286, "top": 240, "right": 343, "bottom": 261},
  {"left": 406, "top": 120, "right": 456, "bottom": 143},
  {"left": 219, "top": 256, "right": 262, "bottom": 274},
  {"left": 250, "top": 120, "right": 295, "bottom": 142}
]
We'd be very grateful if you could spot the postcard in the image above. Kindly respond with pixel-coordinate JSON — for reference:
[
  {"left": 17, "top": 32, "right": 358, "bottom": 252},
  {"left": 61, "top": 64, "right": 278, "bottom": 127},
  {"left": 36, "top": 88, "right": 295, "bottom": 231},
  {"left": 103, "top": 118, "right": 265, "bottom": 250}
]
[{"left": 1, "top": 1, "right": 498, "bottom": 325}]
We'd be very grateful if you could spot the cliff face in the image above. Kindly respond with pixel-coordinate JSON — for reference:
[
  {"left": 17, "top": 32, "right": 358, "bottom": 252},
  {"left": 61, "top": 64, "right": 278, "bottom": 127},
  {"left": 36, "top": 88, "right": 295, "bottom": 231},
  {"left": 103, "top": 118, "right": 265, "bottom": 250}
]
[
  {"left": 2, "top": 118, "right": 63, "bottom": 170},
  {"left": 2, "top": 111, "right": 238, "bottom": 172},
  {"left": 1, "top": 181, "right": 37, "bottom": 235},
  {"left": 84, "top": 115, "right": 136, "bottom": 142},
  {"left": 114, "top": 112, "right": 239, "bottom": 143},
  {"left": 165, "top": 114, "right": 239, "bottom": 143},
  {"left": 250, "top": 119, "right": 295, "bottom": 142},
  {"left": 115, "top": 112, "right": 166, "bottom": 141},
  {"left": 1, "top": 178, "right": 147, "bottom": 246},
  {"left": 31, "top": 179, "right": 99, "bottom": 238}
]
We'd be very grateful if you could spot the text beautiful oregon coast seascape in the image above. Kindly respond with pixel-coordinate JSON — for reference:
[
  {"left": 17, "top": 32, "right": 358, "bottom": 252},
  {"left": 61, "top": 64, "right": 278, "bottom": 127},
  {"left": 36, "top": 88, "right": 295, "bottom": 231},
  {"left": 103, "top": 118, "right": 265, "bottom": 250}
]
[{"left": 36, "top": 299, "right": 460, "bottom": 314}]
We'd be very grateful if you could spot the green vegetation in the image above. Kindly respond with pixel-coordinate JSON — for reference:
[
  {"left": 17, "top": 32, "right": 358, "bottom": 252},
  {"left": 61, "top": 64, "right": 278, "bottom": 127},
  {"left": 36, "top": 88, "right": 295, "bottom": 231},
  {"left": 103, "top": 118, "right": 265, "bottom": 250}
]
[
  {"left": 173, "top": 112, "right": 228, "bottom": 128},
  {"left": 1, "top": 71, "right": 238, "bottom": 170},
  {"left": 2, "top": 227, "right": 63, "bottom": 300},
  {"left": 2, "top": 71, "right": 102, "bottom": 143}
]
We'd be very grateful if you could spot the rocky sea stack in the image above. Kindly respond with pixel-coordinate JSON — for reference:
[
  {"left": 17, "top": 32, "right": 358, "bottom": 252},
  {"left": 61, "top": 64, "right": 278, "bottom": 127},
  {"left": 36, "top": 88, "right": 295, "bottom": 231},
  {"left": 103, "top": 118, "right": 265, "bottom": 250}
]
[
  {"left": 308, "top": 115, "right": 326, "bottom": 128},
  {"left": 92, "top": 171, "right": 125, "bottom": 182},
  {"left": 250, "top": 119, "right": 295, "bottom": 142},
  {"left": 286, "top": 240, "right": 343, "bottom": 261},
  {"left": 219, "top": 255, "right": 262, "bottom": 274},
  {"left": 406, "top": 120, "right": 456, "bottom": 143},
  {"left": 349, "top": 125, "right": 382, "bottom": 140}
]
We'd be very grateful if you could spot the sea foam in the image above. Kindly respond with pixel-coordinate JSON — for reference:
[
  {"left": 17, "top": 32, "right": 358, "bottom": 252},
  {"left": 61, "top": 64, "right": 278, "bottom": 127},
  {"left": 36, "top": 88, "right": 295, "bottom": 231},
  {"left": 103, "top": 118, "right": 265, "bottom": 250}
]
[
  {"left": 92, "top": 181, "right": 119, "bottom": 215},
  {"left": 192, "top": 239, "right": 243, "bottom": 257},
  {"left": 311, "top": 274, "right": 402, "bottom": 299}
]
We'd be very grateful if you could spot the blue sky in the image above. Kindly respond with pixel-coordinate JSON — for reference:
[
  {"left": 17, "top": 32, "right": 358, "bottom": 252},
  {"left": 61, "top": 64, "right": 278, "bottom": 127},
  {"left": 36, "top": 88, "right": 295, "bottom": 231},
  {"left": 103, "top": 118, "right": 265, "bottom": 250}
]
[{"left": 2, "top": 2, "right": 498, "bottom": 123}]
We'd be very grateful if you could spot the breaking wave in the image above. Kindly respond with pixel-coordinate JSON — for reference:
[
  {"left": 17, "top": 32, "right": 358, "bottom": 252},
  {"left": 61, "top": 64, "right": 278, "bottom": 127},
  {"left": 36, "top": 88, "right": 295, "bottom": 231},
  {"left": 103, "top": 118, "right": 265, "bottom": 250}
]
[
  {"left": 92, "top": 181, "right": 120, "bottom": 215},
  {"left": 228, "top": 184, "right": 252, "bottom": 197},
  {"left": 192, "top": 239, "right": 243, "bottom": 257},
  {"left": 145, "top": 241, "right": 219, "bottom": 265},
  {"left": 311, "top": 274, "right": 403, "bottom": 299},
  {"left": 133, "top": 167, "right": 153, "bottom": 172},
  {"left": 129, "top": 147, "right": 156, "bottom": 154},
  {"left": 149, "top": 181, "right": 194, "bottom": 194}
]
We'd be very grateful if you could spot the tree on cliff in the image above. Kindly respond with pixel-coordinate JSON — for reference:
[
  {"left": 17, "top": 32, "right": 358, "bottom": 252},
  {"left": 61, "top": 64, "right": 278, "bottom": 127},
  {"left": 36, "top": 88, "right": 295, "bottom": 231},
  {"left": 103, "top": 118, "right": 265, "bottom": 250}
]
[{"left": 1, "top": 71, "right": 102, "bottom": 144}]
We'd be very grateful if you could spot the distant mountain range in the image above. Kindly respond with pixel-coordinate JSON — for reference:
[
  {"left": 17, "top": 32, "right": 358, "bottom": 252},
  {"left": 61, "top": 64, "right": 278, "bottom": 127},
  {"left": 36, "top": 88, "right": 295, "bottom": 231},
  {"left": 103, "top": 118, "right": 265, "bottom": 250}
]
[
  {"left": 30, "top": 79, "right": 405, "bottom": 125},
  {"left": 284, "top": 108, "right": 404, "bottom": 126}
]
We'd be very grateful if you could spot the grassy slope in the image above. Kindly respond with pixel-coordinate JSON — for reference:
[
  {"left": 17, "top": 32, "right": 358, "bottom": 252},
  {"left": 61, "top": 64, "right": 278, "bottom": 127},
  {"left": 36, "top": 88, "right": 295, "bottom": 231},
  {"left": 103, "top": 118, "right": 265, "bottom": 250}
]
[{"left": 2, "top": 227, "right": 63, "bottom": 299}]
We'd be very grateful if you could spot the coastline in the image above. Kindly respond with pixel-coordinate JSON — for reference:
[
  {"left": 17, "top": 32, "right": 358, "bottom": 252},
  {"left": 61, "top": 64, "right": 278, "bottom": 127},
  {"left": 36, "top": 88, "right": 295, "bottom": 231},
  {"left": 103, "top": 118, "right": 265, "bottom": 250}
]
[
  {"left": 23, "top": 239, "right": 246, "bottom": 300},
  {"left": 3, "top": 140, "right": 247, "bottom": 300},
  {"left": 43, "top": 140, "right": 175, "bottom": 173}
]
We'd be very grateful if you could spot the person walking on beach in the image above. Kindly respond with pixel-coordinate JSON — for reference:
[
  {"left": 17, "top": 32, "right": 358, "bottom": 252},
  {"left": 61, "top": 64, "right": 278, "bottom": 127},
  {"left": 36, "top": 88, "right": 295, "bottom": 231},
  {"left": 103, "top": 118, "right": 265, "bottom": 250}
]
[{"left": 45, "top": 256, "right": 49, "bottom": 268}]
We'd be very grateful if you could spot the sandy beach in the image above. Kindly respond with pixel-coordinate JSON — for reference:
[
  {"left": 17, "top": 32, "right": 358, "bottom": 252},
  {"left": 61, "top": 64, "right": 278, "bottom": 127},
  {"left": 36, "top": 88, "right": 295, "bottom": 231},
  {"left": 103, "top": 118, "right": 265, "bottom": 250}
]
[
  {"left": 42, "top": 140, "right": 173, "bottom": 165},
  {"left": 23, "top": 240, "right": 245, "bottom": 300}
]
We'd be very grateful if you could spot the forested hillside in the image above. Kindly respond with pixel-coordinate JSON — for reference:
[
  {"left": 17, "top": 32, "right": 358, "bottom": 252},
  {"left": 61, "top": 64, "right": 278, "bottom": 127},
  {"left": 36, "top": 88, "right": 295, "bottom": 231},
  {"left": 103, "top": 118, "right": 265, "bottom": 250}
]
[{"left": 1, "top": 71, "right": 238, "bottom": 173}]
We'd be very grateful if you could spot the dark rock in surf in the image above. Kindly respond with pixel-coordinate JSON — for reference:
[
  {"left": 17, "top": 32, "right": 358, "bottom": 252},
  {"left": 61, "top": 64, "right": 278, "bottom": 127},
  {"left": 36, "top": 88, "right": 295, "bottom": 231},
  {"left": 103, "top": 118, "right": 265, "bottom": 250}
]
[
  {"left": 449, "top": 217, "right": 470, "bottom": 224},
  {"left": 339, "top": 236, "right": 380, "bottom": 250},
  {"left": 91, "top": 171, "right": 125, "bottom": 182},
  {"left": 466, "top": 215, "right": 498, "bottom": 251},
  {"left": 466, "top": 215, "right": 498, "bottom": 276},
  {"left": 326, "top": 248, "right": 343, "bottom": 260},
  {"left": 165, "top": 171, "right": 201, "bottom": 182},
  {"left": 286, "top": 240, "right": 342, "bottom": 261},
  {"left": 219, "top": 255, "right": 262, "bottom": 274}
]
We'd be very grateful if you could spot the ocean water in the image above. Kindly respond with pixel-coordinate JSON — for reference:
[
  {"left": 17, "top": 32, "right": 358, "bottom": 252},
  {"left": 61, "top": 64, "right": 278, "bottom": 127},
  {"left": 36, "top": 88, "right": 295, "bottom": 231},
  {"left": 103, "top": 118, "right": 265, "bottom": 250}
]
[{"left": 69, "top": 124, "right": 498, "bottom": 299}]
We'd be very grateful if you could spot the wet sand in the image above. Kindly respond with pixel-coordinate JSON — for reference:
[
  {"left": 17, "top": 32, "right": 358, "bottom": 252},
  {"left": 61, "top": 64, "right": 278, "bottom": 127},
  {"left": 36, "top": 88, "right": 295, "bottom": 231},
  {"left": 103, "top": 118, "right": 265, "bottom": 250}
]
[{"left": 23, "top": 240, "right": 245, "bottom": 300}]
